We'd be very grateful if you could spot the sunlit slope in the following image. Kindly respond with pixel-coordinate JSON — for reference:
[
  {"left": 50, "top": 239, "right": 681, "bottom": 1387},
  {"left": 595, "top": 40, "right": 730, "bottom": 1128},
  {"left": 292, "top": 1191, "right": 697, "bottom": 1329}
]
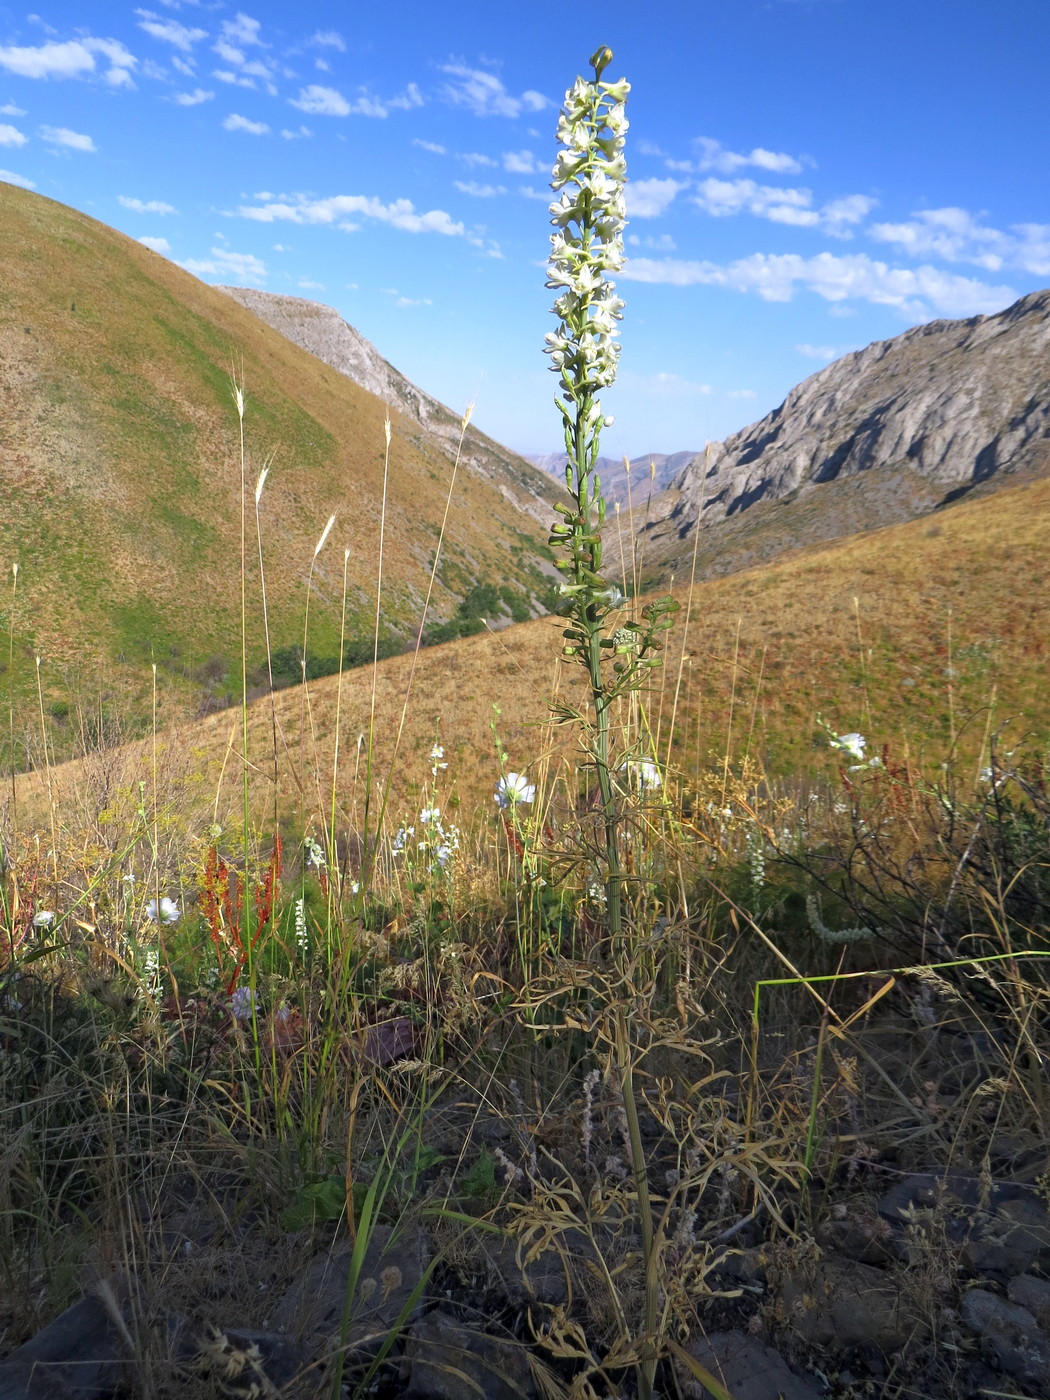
[
  {"left": 19, "top": 471, "right": 1048, "bottom": 831},
  {"left": 0, "top": 184, "right": 554, "bottom": 707}
]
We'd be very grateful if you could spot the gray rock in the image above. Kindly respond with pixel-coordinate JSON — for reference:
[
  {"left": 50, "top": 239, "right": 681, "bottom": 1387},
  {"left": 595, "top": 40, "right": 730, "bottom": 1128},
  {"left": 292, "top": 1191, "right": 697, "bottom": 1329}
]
[
  {"left": 469, "top": 1234, "right": 569, "bottom": 1308},
  {"left": 268, "top": 1221, "right": 429, "bottom": 1357},
  {"left": 401, "top": 1309, "right": 535, "bottom": 1400},
  {"left": 961, "top": 1286, "right": 1050, "bottom": 1386},
  {"left": 669, "top": 289, "right": 1050, "bottom": 521},
  {"left": 776, "top": 1254, "right": 925, "bottom": 1353},
  {"left": 637, "top": 289, "right": 1050, "bottom": 576},
  {"left": 214, "top": 286, "right": 558, "bottom": 530},
  {"left": 0, "top": 1294, "right": 128, "bottom": 1400},
  {"left": 1009, "top": 1274, "right": 1050, "bottom": 1326},
  {"left": 877, "top": 1173, "right": 1050, "bottom": 1275},
  {"left": 675, "top": 1330, "right": 823, "bottom": 1400}
]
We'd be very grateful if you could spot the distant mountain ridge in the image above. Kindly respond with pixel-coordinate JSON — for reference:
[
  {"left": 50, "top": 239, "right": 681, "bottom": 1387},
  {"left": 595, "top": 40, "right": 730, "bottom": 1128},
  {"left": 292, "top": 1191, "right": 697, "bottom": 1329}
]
[
  {"left": 215, "top": 287, "right": 558, "bottom": 526},
  {"left": 634, "top": 288, "right": 1050, "bottom": 583},
  {"left": 523, "top": 451, "right": 698, "bottom": 504}
]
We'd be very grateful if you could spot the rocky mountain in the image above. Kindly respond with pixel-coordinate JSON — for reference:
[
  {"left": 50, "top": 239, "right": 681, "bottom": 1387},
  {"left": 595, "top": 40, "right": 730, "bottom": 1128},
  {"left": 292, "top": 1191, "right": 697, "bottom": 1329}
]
[
  {"left": 635, "top": 289, "right": 1050, "bottom": 583},
  {"left": 523, "top": 450, "right": 698, "bottom": 504},
  {"left": 216, "top": 287, "right": 559, "bottom": 526}
]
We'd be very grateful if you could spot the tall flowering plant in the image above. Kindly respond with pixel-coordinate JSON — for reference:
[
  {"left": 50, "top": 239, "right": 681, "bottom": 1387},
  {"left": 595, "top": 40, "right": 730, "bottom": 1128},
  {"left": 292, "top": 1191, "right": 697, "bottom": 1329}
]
[
  {"left": 545, "top": 47, "right": 677, "bottom": 943},
  {"left": 541, "top": 50, "right": 677, "bottom": 1400}
]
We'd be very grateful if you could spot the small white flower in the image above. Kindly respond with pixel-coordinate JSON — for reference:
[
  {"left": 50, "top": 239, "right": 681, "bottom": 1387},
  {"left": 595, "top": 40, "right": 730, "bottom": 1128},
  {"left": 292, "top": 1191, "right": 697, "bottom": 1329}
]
[
  {"left": 146, "top": 896, "right": 180, "bottom": 925},
  {"left": 32, "top": 910, "right": 55, "bottom": 928},
  {"left": 304, "top": 836, "right": 326, "bottom": 870},
  {"left": 495, "top": 772, "right": 536, "bottom": 808},
  {"left": 419, "top": 806, "right": 441, "bottom": 824},
  {"left": 621, "top": 759, "right": 662, "bottom": 792},
  {"left": 829, "top": 732, "right": 867, "bottom": 763}
]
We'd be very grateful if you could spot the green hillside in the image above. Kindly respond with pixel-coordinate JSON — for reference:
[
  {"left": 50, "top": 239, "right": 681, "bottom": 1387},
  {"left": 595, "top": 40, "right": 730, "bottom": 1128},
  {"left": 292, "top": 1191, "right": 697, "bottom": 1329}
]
[{"left": 0, "top": 184, "right": 556, "bottom": 755}]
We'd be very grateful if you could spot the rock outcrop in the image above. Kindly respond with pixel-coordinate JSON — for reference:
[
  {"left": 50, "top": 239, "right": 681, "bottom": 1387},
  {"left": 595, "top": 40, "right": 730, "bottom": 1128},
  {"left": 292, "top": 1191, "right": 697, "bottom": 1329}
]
[
  {"left": 643, "top": 288, "right": 1050, "bottom": 574},
  {"left": 215, "top": 286, "right": 559, "bottom": 525},
  {"left": 523, "top": 450, "right": 698, "bottom": 504}
]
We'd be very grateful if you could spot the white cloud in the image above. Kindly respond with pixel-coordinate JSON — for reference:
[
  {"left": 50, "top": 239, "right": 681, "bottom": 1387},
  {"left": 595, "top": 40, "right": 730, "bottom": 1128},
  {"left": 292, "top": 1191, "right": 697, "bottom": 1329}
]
[
  {"left": 0, "top": 103, "right": 26, "bottom": 116},
  {"left": 0, "top": 123, "right": 27, "bottom": 147},
  {"left": 694, "top": 136, "right": 804, "bottom": 175},
  {"left": 236, "top": 192, "right": 467, "bottom": 238},
  {"left": 280, "top": 125, "right": 311, "bottom": 139},
  {"left": 289, "top": 82, "right": 418, "bottom": 118},
  {"left": 413, "top": 138, "right": 446, "bottom": 155},
  {"left": 626, "top": 177, "right": 686, "bottom": 219},
  {"left": 501, "top": 149, "right": 539, "bottom": 174},
  {"left": 223, "top": 113, "right": 268, "bottom": 134},
  {"left": 517, "top": 185, "right": 548, "bottom": 201},
  {"left": 454, "top": 180, "right": 506, "bottom": 197},
  {"left": 136, "top": 11, "right": 206, "bottom": 51},
  {"left": 173, "top": 87, "right": 212, "bottom": 105},
  {"left": 181, "top": 246, "right": 266, "bottom": 283},
  {"left": 171, "top": 55, "right": 195, "bottom": 77},
  {"left": 310, "top": 30, "right": 346, "bottom": 51},
  {"left": 298, "top": 278, "right": 324, "bottom": 289},
  {"left": 870, "top": 206, "right": 1050, "bottom": 277},
  {"left": 138, "top": 235, "right": 171, "bottom": 253},
  {"left": 221, "top": 14, "right": 264, "bottom": 47},
  {"left": 40, "top": 124, "right": 95, "bottom": 151},
  {"left": 382, "top": 288, "right": 433, "bottom": 307},
  {"left": 388, "top": 83, "right": 424, "bottom": 111},
  {"left": 628, "top": 232, "right": 677, "bottom": 252},
  {"left": 439, "top": 64, "right": 549, "bottom": 118},
  {"left": 619, "top": 251, "right": 1017, "bottom": 318},
  {"left": 289, "top": 83, "right": 349, "bottom": 115},
  {"left": 692, "top": 177, "right": 875, "bottom": 236},
  {"left": 120, "top": 195, "right": 177, "bottom": 213},
  {"left": 215, "top": 70, "right": 255, "bottom": 88},
  {"left": 461, "top": 151, "right": 498, "bottom": 168},
  {"left": 796, "top": 343, "right": 845, "bottom": 361},
  {"left": 726, "top": 389, "right": 757, "bottom": 399},
  {"left": 213, "top": 39, "right": 246, "bottom": 65},
  {"left": 0, "top": 37, "right": 135, "bottom": 86},
  {"left": 0, "top": 168, "right": 34, "bottom": 188},
  {"left": 620, "top": 370, "right": 712, "bottom": 398}
]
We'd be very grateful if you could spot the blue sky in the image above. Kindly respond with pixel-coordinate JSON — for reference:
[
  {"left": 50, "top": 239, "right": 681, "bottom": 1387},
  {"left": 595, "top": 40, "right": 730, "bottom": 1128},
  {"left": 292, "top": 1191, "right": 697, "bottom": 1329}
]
[{"left": 1, "top": 1, "right": 1048, "bottom": 459}]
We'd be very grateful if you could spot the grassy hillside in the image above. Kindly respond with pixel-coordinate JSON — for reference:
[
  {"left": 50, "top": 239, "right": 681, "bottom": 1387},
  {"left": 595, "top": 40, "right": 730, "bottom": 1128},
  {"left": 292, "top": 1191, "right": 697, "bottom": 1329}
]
[
  {"left": 0, "top": 184, "right": 556, "bottom": 756},
  {"left": 18, "top": 468, "right": 1049, "bottom": 834}
]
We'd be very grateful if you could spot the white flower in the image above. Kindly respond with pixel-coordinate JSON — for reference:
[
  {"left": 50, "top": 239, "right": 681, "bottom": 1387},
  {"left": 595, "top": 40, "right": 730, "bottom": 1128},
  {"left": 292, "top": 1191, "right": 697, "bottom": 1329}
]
[
  {"left": 304, "top": 836, "right": 326, "bottom": 870},
  {"left": 32, "top": 910, "right": 55, "bottom": 928},
  {"left": 146, "top": 896, "right": 180, "bottom": 925},
  {"left": 429, "top": 743, "right": 447, "bottom": 775},
  {"left": 419, "top": 806, "right": 441, "bottom": 824},
  {"left": 495, "top": 772, "right": 536, "bottom": 808},
  {"left": 622, "top": 759, "right": 661, "bottom": 792},
  {"left": 829, "top": 732, "right": 867, "bottom": 763}
]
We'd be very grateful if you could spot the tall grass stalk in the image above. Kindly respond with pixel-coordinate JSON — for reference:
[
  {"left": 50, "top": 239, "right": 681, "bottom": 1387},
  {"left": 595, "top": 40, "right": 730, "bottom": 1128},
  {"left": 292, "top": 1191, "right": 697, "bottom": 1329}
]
[
  {"left": 7, "top": 561, "right": 16, "bottom": 832},
  {"left": 253, "top": 456, "right": 280, "bottom": 828},
  {"left": 362, "top": 417, "right": 393, "bottom": 882},
  {"left": 34, "top": 656, "right": 58, "bottom": 892}
]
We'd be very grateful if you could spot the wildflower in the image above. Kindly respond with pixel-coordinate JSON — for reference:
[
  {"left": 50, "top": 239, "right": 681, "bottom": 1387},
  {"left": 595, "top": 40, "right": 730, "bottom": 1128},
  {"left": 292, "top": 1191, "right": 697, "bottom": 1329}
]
[
  {"left": 32, "top": 910, "right": 55, "bottom": 928},
  {"left": 495, "top": 772, "right": 536, "bottom": 808},
  {"left": 303, "top": 836, "right": 326, "bottom": 870},
  {"left": 294, "top": 897, "right": 308, "bottom": 958},
  {"left": 829, "top": 732, "right": 867, "bottom": 763},
  {"left": 429, "top": 743, "right": 447, "bottom": 776},
  {"left": 229, "top": 985, "right": 259, "bottom": 1021},
  {"left": 621, "top": 758, "right": 661, "bottom": 792},
  {"left": 419, "top": 806, "right": 441, "bottom": 825},
  {"left": 544, "top": 53, "right": 629, "bottom": 407},
  {"left": 146, "top": 896, "right": 180, "bottom": 925}
]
